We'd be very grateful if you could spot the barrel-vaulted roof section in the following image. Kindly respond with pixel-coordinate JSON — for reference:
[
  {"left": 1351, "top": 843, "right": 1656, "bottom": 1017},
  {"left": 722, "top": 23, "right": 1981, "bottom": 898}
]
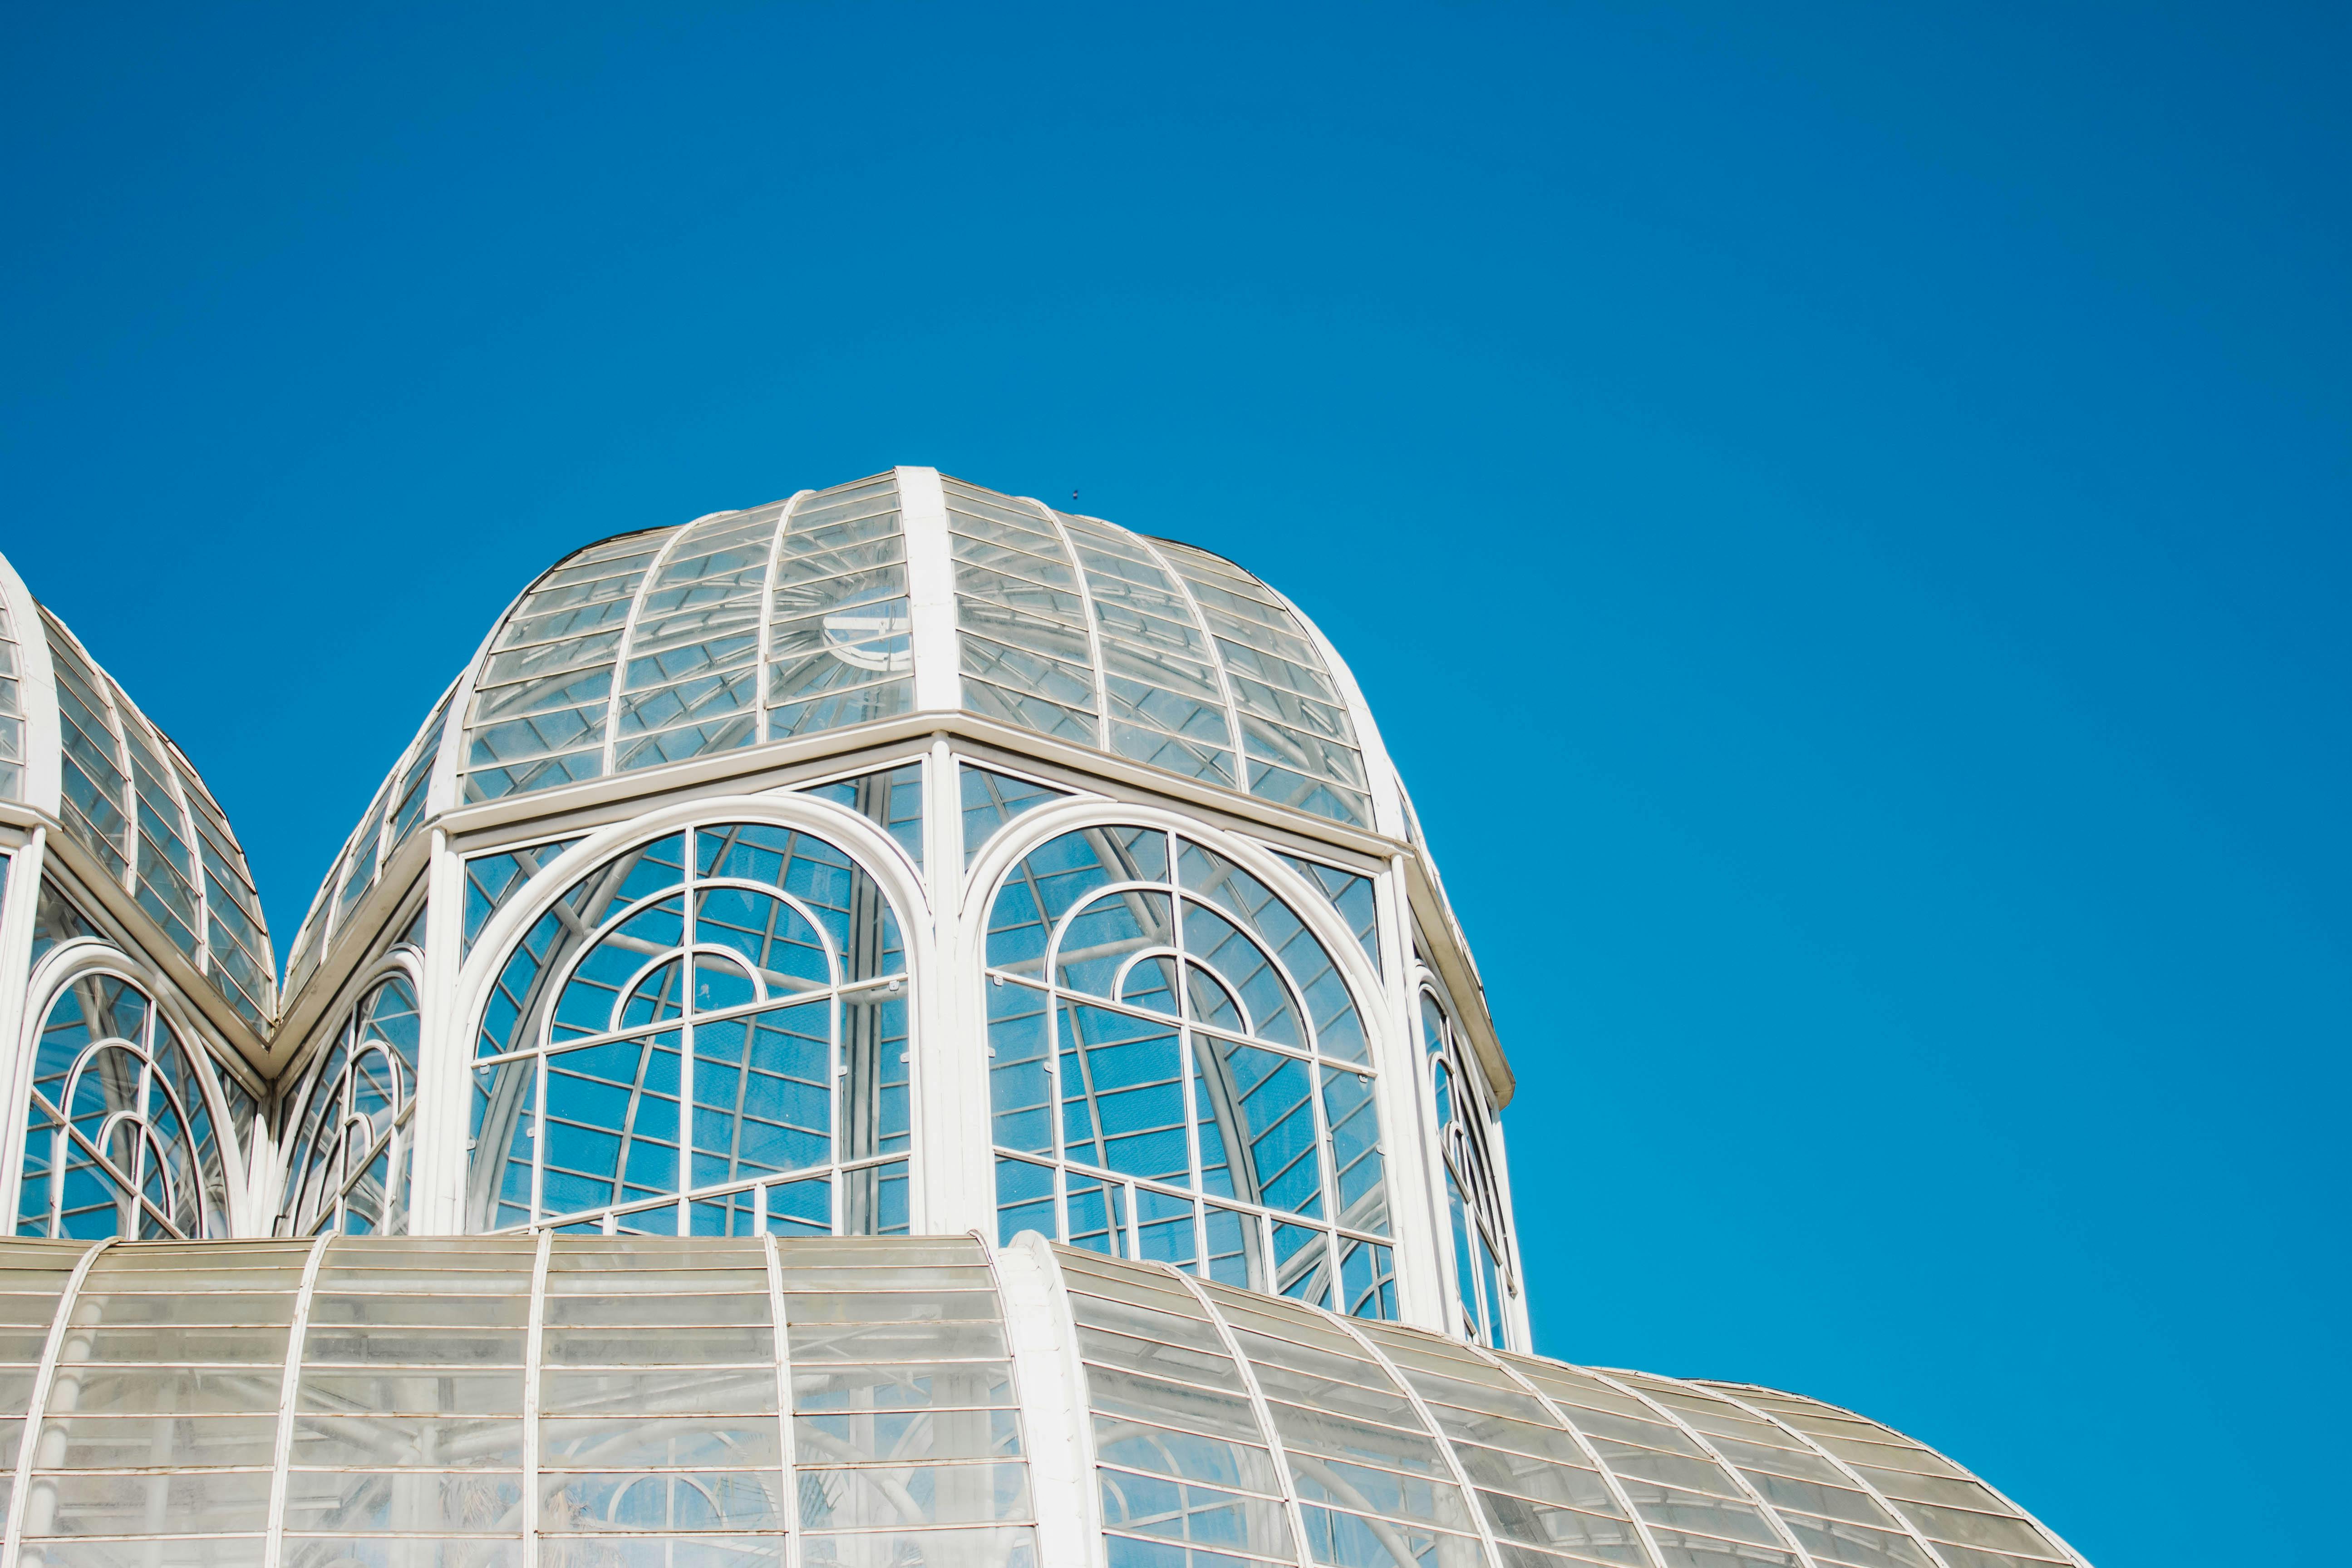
[
  {"left": 0, "top": 1233, "right": 2091, "bottom": 1568},
  {"left": 0, "top": 549, "right": 276, "bottom": 1031},
  {"left": 287, "top": 467, "right": 1439, "bottom": 991}
]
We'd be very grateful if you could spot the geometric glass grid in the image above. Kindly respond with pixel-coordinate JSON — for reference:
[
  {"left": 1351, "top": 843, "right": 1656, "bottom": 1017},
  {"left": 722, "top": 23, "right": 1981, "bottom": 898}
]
[
  {"left": 987, "top": 826, "right": 1395, "bottom": 1320},
  {"left": 14, "top": 968, "right": 236, "bottom": 1240},
  {"left": 467, "top": 821, "right": 911, "bottom": 1238},
  {"left": 1422, "top": 991, "right": 1514, "bottom": 1350},
  {"left": 276, "top": 975, "right": 422, "bottom": 1238}
]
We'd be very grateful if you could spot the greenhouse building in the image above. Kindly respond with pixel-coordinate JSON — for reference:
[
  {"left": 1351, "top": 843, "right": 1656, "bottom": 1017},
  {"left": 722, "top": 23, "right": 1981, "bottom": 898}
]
[{"left": 0, "top": 468, "right": 2089, "bottom": 1568}]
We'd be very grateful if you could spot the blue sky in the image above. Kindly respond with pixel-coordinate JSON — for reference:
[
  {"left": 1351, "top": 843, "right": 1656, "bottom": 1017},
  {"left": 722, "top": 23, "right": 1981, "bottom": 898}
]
[{"left": 4, "top": 4, "right": 2345, "bottom": 1561}]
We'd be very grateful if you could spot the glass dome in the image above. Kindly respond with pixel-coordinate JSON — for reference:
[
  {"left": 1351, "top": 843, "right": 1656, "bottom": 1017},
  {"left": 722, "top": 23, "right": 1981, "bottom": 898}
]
[
  {"left": 0, "top": 549, "right": 275, "bottom": 1032},
  {"left": 280, "top": 468, "right": 1424, "bottom": 1000},
  {"left": 0, "top": 1232, "right": 2088, "bottom": 1568}
]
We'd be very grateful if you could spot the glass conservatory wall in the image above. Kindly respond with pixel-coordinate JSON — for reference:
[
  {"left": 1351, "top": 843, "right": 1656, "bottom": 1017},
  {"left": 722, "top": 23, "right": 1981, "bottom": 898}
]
[
  {"left": 466, "top": 820, "right": 912, "bottom": 1237},
  {"left": 986, "top": 825, "right": 1396, "bottom": 1318}
]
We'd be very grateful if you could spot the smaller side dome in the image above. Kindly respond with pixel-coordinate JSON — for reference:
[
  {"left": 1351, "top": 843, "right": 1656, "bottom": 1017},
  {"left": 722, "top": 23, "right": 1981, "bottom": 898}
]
[{"left": 0, "top": 549, "right": 276, "bottom": 1030}]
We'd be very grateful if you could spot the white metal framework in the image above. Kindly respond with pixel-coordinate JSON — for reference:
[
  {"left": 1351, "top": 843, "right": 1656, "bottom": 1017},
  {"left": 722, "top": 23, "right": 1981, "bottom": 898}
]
[{"left": 0, "top": 468, "right": 2094, "bottom": 1568}]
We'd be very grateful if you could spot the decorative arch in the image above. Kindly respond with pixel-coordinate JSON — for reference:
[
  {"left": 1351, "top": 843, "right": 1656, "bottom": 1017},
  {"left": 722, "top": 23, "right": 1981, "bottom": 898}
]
[
  {"left": 453, "top": 796, "right": 927, "bottom": 1238},
  {"left": 12, "top": 938, "right": 244, "bottom": 1240},
  {"left": 276, "top": 954, "right": 424, "bottom": 1236},
  {"left": 973, "top": 799, "right": 1400, "bottom": 1319}
]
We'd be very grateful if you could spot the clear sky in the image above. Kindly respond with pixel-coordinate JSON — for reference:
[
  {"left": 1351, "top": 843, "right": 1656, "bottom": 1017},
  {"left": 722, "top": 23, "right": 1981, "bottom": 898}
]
[{"left": 4, "top": 5, "right": 2345, "bottom": 1563}]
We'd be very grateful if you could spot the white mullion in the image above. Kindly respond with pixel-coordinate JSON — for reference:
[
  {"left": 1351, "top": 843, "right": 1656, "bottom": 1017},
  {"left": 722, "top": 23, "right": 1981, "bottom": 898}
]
[
  {"left": 522, "top": 1227, "right": 554, "bottom": 1566},
  {"left": 1017, "top": 496, "right": 1111, "bottom": 747},
  {"left": 753, "top": 489, "right": 816, "bottom": 747},
  {"left": 763, "top": 1232, "right": 803, "bottom": 1568},
  {"left": 600, "top": 516, "right": 699, "bottom": 777},
  {"left": 677, "top": 831, "right": 699, "bottom": 1236},
  {"left": 897, "top": 467, "right": 960, "bottom": 713},
  {"left": 4, "top": 1238, "right": 113, "bottom": 1562},
  {"left": 261, "top": 1228, "right": 336, "bottom": 1568},
  {"left": 0, "top": 828, "right": 49, "bottom": 1229}
]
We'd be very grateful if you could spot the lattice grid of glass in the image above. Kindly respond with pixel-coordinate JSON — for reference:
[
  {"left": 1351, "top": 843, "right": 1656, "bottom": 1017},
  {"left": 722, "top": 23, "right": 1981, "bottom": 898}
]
[
  {"left": 988, "top": 827, "right": 1395, "bottom": 1318},
  {"left": 468, "top": 821, "right": 911, "bottom": 1237}
]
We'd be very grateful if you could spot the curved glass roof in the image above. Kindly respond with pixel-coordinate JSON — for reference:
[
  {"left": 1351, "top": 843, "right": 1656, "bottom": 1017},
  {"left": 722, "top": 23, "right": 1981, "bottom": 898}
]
[
  {"left": 289, "top": 467, "right": 1412, "bottom": 993},
  {"left": 0, "top": 1233, "right": 2089, "bottom": 1568},
  {"left": 0, "top": 549, "right": 275, "bottom": 1028}
]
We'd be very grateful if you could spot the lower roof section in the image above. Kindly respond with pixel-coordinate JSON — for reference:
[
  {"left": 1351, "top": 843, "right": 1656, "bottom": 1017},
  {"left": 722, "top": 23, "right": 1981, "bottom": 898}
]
[{"left": 0, "top": 1233, "right": 2085, "bottom": 1568}]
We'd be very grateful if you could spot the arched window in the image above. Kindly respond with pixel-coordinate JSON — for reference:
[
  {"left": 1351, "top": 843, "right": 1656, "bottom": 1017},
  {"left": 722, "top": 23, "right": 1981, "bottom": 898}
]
[
  {"left": 1422, "top": 990, "right": 1515, "bottom": 1347},
  {"left": 15, "top": 968, "right": 233, "bottom": 1239},
  {"left": 277, "top": 974, "right": 420, "bottom": 1235},
  {"left": 467, "top": 820, "right": 908, "bottom": 1236},
  {"left": 987, "top": 824, "right": 1396, "bottom": 1318}
]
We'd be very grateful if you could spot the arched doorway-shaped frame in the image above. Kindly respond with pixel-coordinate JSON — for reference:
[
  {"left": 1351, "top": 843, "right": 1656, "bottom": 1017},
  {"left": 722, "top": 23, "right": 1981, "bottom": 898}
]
[
  {"left": 972, "top": 800, "right": 1412, "bottom": 1320},
  {"left": 276, "top": 954, "right": 425, "bottom": 1236},
  {"left": 10, "top": 938, "right": 247, "bottom": 1239},
  {"left": 446, "top": 796, "right": 930, "bottom": 1239}
]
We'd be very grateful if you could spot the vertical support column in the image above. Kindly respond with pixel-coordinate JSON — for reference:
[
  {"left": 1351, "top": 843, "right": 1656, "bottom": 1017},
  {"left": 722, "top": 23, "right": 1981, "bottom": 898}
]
[
  {"left": 0, "top": 829, "right": 49, "bottom": 1232},
  {"left": 916, "top": 737, "right": 992, "bottom": 1237},
  {"left": 996, "top": 1236, "right": 1097, "bottom": 1568},
  {"left": 412, "top": 826, "right": 470, "bottom": 1236},
  {"left": 522, "top": 1228, "right": 553, "bottom": 1567},
  {"left": 1374, "top": 854, "right": 1447, "bottom": 1331},
  {"left": 896, "top": 467, "right": 960, "bottom": 716},
  {"left": 760, "top": 1233, "right": 803, "bottom": 1568}
]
